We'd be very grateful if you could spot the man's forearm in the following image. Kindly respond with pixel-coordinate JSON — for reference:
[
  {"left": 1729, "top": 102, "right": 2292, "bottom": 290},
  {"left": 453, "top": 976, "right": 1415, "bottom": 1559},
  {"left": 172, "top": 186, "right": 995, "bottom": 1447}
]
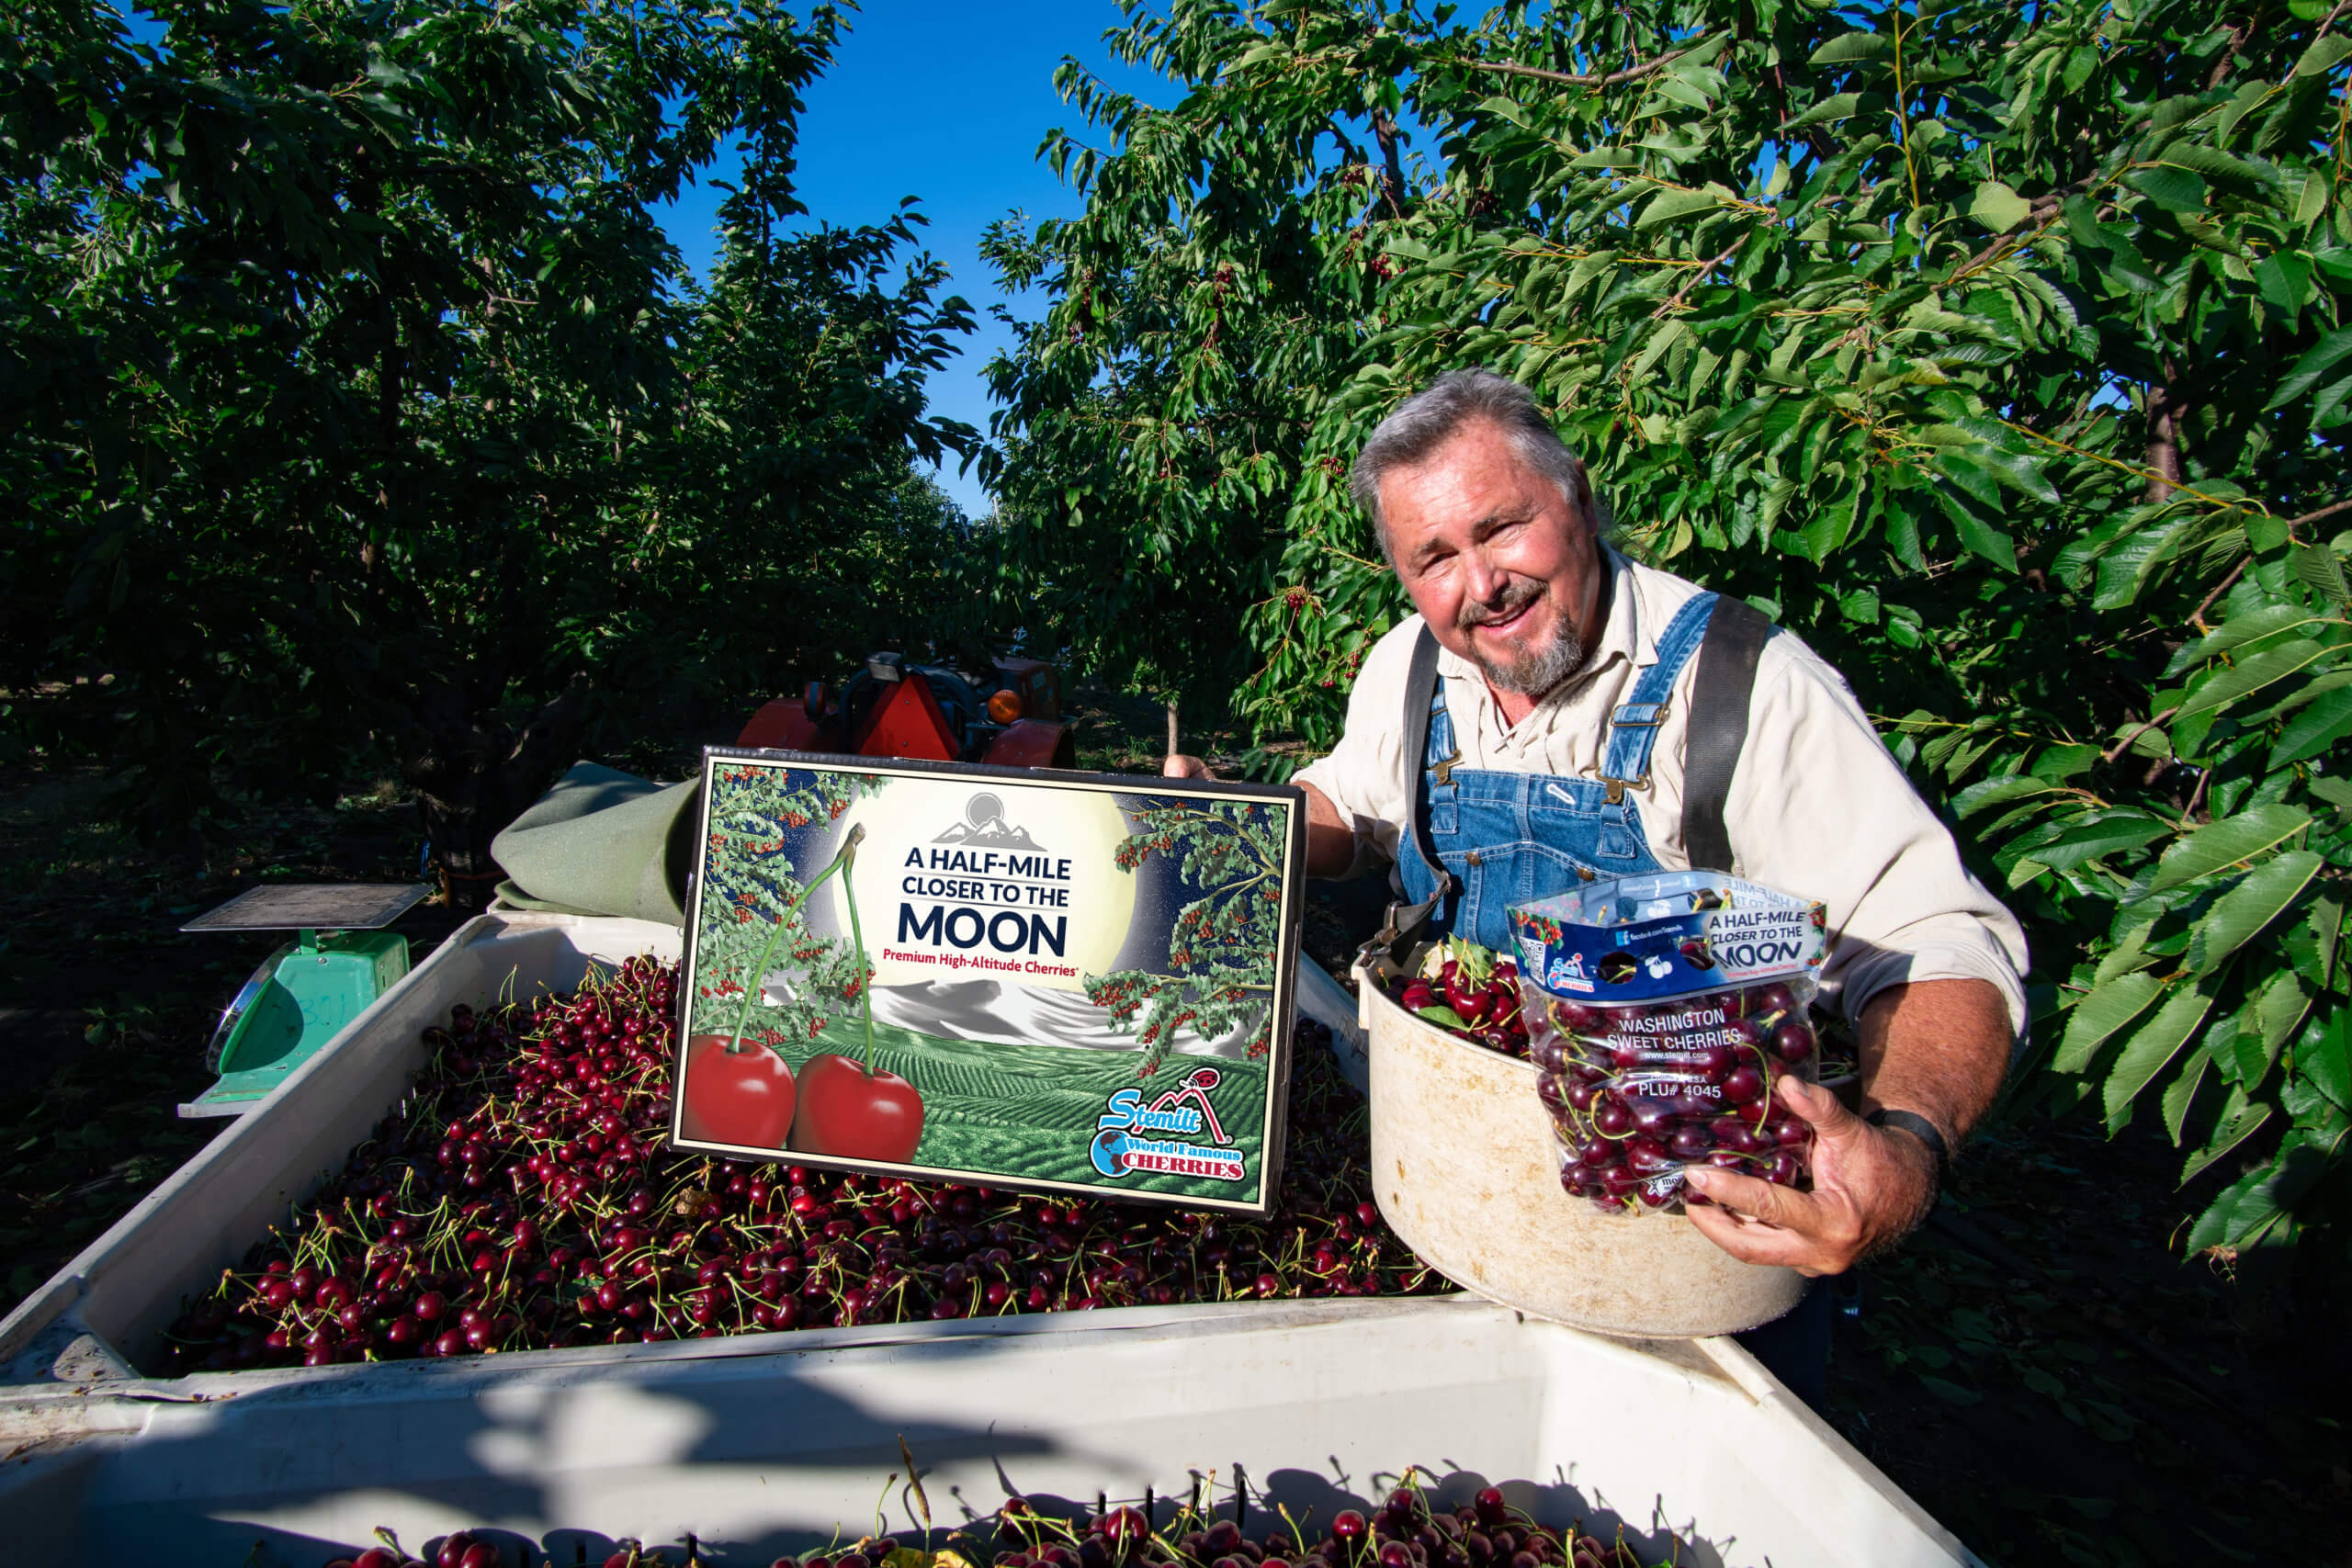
[
  {"left": 1301, "top": 781, "right": 1363, "bottom": 879},
  {"left": 1856, "top": 977, "right": 2013, "bottom": 1149}
]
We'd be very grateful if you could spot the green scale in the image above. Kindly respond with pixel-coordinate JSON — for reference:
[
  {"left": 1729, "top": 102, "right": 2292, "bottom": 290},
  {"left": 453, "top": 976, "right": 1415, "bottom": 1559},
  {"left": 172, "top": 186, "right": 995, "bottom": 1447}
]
[{"left": 178, "top": 883, "right": 431, "bottom": 1119}]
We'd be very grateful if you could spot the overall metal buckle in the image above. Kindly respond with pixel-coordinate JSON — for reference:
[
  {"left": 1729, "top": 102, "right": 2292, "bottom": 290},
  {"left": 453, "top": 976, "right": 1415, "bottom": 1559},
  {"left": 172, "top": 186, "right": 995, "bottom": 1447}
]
[
  {"left": 1602, "top": 698, "right": 1666, "bottom": 803},
  {"left": 1598, "top": 772, "right": 1651, "bottom": 805}
]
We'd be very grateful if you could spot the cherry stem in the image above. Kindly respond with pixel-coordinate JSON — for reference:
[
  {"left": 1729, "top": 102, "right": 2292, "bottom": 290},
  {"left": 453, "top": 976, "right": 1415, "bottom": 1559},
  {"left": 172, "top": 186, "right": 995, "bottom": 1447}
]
[
  {"left": 837, "top": 843, "right": 880, "bottom": 1077},
  {"left": 728, "top": 824, "right": 867, "bottom": 1056}
]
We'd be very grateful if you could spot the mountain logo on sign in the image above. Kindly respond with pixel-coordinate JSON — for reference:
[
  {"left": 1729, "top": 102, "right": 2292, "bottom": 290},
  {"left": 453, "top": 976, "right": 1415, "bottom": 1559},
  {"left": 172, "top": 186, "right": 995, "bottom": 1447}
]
[{"left": 932, "top": 792, "right": 1043, "bottom": 850}]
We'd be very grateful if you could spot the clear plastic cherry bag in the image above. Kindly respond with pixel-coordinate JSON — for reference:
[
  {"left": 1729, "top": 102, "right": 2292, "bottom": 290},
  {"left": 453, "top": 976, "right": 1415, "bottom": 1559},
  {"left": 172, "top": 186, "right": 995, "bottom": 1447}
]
[{"left": 1509, "top": 873, "right": 1829, "bottom": 1216}]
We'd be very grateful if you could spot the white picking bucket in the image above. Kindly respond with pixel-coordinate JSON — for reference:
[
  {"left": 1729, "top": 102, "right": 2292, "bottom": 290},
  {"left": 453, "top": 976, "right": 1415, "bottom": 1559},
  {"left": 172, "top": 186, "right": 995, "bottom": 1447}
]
[{"left": 1355, "top": 960, "right": 1806, "bottom": 1338}]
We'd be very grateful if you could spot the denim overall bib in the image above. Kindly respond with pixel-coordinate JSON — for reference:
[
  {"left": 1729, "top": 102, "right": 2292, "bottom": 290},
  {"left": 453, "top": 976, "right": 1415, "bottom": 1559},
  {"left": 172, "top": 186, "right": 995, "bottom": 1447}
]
[{"left": 1396, "top": 592, "right": 1725, "bottom": 953}]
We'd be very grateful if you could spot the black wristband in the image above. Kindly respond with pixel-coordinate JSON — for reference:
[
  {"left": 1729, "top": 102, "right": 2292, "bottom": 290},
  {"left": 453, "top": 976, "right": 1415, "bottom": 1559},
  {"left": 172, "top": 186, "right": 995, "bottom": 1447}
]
[{"left": 1866, "top": 1108, "right": 1951, "bottom": 1179}]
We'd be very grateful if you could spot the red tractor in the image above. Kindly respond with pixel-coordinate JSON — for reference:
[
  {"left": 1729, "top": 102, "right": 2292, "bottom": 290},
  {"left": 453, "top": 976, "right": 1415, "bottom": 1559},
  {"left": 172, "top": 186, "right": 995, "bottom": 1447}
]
[{"left": 738, "top": 653, "right": 1076, "bottom": 769}]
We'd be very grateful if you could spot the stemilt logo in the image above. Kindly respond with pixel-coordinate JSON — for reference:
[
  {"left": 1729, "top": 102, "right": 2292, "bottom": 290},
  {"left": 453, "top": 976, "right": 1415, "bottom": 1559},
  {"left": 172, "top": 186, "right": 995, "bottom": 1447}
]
[
  {"left": 888, "top": 793, "right": 1080, "bottom": 976},
  {"left": 1089, "top": 1066, "right": 1246, "bottom": 1182}
]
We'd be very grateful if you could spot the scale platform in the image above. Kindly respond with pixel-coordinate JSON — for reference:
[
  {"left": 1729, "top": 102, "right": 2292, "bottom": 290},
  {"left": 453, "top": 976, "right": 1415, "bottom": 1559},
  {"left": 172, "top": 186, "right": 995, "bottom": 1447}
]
[{"left": 178, "top": 884, "right": 432, "bottom": 1119}]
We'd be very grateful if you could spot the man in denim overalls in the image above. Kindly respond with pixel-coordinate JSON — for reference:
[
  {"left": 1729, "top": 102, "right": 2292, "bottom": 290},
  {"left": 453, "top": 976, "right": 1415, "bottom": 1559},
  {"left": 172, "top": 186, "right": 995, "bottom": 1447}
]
[{"left": 1170, "top": 370, "right": 2027, "bottom": 1400}]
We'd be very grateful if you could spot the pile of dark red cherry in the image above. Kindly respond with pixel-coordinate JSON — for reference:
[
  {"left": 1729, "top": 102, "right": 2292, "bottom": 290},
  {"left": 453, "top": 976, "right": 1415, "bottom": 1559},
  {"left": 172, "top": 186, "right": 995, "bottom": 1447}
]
[
  {"left": 321, "top": 1482, "right": 1674, "bottom": 1568},
  {"left": 1391, "top": 942, "right": 1530, "bottom": 1060},
  {"left": 1532, "top": 984, "right": 1817, "bottom": 1213},
  {"left": 163, "top": 958, "right": 1442, "bottom": 1371}
]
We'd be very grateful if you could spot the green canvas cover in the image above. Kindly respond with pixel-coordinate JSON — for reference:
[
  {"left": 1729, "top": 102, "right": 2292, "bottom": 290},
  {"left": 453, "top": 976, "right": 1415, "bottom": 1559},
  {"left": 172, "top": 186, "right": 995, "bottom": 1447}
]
[{"left": 490, "top": 761, "right": 698, "bottom": 927}]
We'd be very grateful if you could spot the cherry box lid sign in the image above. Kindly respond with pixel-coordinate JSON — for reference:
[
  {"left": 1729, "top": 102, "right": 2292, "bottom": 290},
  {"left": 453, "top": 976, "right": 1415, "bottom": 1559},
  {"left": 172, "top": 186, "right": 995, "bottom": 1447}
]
[
  {"left": 1508, "top": 872, "right": 1827, "bottom": 1003},
  {"left": 672, "top": 748, "right": 1307, "bottom": 1213}
]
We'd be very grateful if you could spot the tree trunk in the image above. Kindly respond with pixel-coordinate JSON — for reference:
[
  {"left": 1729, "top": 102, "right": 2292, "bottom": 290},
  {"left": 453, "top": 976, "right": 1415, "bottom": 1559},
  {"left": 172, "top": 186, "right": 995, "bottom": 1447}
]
[
  {"left": 401, "top": 676, "right": 594, "bottom": 910},
  {"left": 2144, "top": 367, "right": 2187, "bottom": 504}
]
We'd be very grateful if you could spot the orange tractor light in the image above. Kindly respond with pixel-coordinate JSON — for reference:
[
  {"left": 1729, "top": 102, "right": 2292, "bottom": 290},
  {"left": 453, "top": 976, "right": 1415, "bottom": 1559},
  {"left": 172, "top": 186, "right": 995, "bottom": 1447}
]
[{"left": 986, "top": 688, "right": 1023, "bottom": 724}]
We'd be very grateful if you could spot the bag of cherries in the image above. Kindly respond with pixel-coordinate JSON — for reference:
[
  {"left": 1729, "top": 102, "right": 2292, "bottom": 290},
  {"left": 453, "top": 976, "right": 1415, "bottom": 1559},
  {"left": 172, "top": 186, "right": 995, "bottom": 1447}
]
[{"left": 1508, "top": 872, "right": 1828, "bottom": 1215}]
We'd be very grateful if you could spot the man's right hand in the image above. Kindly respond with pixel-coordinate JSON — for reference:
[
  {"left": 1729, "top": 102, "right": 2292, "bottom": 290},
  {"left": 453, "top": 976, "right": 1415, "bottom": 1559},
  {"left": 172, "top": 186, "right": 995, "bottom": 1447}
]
[{"left": 1163, "top": 753, "right": 1213, "bottom": 779}]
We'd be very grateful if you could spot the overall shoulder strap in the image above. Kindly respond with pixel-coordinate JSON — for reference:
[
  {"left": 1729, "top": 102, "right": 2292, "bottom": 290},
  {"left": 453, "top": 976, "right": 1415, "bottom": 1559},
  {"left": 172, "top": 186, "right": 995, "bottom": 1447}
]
[
  {"left": 1600, "top": 592, "right": 1718, "bottom": 798},
  {"left": 1363, "top": 624, "right": 1458, "bottom": 964},
  {"left": 1680, "top": 595, "right": 1776, "bottom": 874}
]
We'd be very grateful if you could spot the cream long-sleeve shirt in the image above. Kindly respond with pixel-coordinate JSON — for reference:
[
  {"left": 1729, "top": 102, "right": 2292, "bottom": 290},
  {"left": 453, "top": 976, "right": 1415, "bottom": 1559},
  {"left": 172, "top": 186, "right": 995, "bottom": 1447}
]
[{"left": 1294, "top": 549, "right": 2030, "bottom": 1032}]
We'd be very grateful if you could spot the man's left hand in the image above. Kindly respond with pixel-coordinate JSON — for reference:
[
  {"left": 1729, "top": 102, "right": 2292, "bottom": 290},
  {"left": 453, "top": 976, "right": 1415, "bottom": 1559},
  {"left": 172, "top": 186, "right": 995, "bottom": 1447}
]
[{"left": 1680, "top": 1077, "right": 1939, "bottom": 1276}]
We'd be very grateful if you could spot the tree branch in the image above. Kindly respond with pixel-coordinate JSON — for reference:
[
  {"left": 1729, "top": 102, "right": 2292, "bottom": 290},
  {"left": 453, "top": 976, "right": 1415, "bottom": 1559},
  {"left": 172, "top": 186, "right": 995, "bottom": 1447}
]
[
  {"left": 1372, "top": 107, "right": 1408, "bottom": 219},
  {"left": 1652, "top": 234, "right": 1748, "bottom": 317},
  {"left": 2190, "top": 558, "right": 2250, "bottom": 632},
  {"left": 2290, "top": 494, "right": 2352, "bottom": 532},
  {"left": 2207, "top": 17, "right": 2254, "bottom": 90},
  {"left": 2102, "top": 707, "right": 2179, "bottom": 763},
  {"left": 1467, "top": 32, "right": 1713, "bottom": 89}
]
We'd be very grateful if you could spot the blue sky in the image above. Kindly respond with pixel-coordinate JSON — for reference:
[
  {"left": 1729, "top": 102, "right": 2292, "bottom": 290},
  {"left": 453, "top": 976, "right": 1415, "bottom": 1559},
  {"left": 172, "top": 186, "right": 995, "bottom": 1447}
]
[{"left": 655, "top": 2, "right": 1179, "bottom": 519}]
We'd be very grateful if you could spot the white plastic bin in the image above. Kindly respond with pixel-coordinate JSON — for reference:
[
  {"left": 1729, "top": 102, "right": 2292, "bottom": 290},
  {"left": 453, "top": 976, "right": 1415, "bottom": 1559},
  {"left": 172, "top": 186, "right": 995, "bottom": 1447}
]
[
  {"left": 0, "top": 915, "right": 1982, "bottom": 1567},
  {"left": 0, "top": 1296, "right": 1979, "bottom": 1567}
]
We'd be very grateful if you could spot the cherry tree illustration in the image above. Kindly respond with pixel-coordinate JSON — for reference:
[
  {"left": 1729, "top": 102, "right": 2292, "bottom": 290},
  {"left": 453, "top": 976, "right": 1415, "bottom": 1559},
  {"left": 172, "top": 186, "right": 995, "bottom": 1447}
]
[
  {"left": 1084, "top": 798, "right": 1287, "bottom": 1077},
  {"left": 691, "top": 766, "right": 890, "bottom": 1052}
]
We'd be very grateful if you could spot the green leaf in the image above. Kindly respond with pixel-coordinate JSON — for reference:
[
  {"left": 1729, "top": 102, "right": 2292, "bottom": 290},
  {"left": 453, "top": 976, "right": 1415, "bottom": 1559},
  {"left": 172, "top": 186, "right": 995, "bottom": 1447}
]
[
  {"left": 2292, "top": 543, "right": 2352, "bottom": 609},
  {"left": 2190, "top": 851, "right": 2325, "bottom": 975},
  {"left": 2147, "top": 804, "right": 2310, "bottom": 892},
  {"left": 1636, "top": 187, "right": 1724, "bottom": 228},
  {"left": 1415, "top": 1005, "right": 1469, "bottom": 1029},
  {"left": 2186, "top": 1151, "right": 2294, "bottom": 1252},
  {"left": 1781, "top": 92, "right": 1863, "bottom": 132},
  {"left": 2126, "top": 165, "right": 2207, "bottom": 213},
  {"left": 2056, "top": 971, "right": 2165, "bottom": 1073},
  {"left": 2273, "top": 686, "right": 2352, "bottom": 766},
  {"left": 2257, "top": 252, "right": 2313, "bottom": 323},
  {"left": 2030, "top": 814, "right": 2173, "bottom": 874},
  {"left": 2177, "top": 639, "right": 2330, "bottom": 718},
  {"left": 1951, "top": 775, "right": 2061, "bottom": 818},
  {"left": 2294, "top": 33, "right": 2352, "bottom": 75},
  {"left": 1810, "top": 32, "right": 1891, "bottom": 65},
  {"left": 2302, "top": 1007, "right": 2352, "bottom": 1112},
  {"left": 2102, "top": 985, "right": 2216, "bottom": 1121},
  {"left": 2266, "top": 326, "right": 2352, "bottom": 410},
  {"left": 2183, "top": 1086, "right": 2272, "bottom": 1184},
  {"left": 2163, "top": 1045, "right": 2211, "bottom": 1145},
  {"left": 1917, "top": 1373, "right": 1983, "bottom": 1405},
  {"left": 2164, "top": 142, "right": 2275, "bottom": 197},
  {"left": 2257, "top": 968, "right": 2314, "bottom": 1081},
  {"left": 1953, "top": 511, "right": 2019, "bottom": 570},
  {"left": 1971, "top": 180, "right": 2032, "bottom": 232},
  {"left": 2163, "top": 603, "right": 2311, "bottom": 675}
]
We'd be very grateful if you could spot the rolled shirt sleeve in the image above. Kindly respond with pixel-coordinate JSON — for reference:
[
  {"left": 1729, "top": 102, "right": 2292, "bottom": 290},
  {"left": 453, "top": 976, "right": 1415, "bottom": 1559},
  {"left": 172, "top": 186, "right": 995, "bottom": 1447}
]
[{"left": 1721, "top": 637, "right": 2031, "bottom": 1036}]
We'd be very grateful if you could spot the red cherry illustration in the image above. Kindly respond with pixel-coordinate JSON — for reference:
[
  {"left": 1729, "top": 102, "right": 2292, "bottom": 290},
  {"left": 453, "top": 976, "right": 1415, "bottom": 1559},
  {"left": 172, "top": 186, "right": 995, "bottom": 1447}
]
[
  {"left": 788, "top": 1053, "right": 925, "bottom": 1163},
  {"left": 680, "top": 1033, "right": 798, "bottom": 1148}
]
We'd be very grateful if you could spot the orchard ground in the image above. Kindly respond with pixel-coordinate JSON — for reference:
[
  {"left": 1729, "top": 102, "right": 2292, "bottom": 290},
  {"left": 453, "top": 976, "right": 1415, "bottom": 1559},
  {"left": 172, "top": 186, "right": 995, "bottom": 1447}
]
[{"left": 0, "top": 689, "right": 2346, "bottom": 1567}]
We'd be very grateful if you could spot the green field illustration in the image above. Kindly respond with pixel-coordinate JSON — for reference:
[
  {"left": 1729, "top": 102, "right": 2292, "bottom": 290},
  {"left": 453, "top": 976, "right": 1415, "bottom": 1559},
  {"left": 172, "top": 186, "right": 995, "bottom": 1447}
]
[{"left": 785, "top": 1013, "right": 1269, "bottom": 1203}]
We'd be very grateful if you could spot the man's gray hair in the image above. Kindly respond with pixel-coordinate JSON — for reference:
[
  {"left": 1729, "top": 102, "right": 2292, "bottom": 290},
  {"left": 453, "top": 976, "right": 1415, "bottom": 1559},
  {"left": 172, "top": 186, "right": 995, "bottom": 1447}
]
[{"left": 1349, "top": 369, "right": 1612, "bottom": 554}]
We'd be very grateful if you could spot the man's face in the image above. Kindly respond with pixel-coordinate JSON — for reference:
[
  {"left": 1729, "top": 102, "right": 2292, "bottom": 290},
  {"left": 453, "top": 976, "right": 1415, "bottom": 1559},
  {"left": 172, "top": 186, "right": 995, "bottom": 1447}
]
[{"left": 1377, "top": 419, "right": 1606, "bottom": 697}]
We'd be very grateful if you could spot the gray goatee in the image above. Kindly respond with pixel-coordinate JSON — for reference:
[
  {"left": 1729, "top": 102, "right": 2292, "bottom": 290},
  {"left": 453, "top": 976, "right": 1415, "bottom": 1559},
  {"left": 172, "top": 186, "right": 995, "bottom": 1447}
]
[{"left": 1459, "top": 580, "right": 1587, "bottom": 697}]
